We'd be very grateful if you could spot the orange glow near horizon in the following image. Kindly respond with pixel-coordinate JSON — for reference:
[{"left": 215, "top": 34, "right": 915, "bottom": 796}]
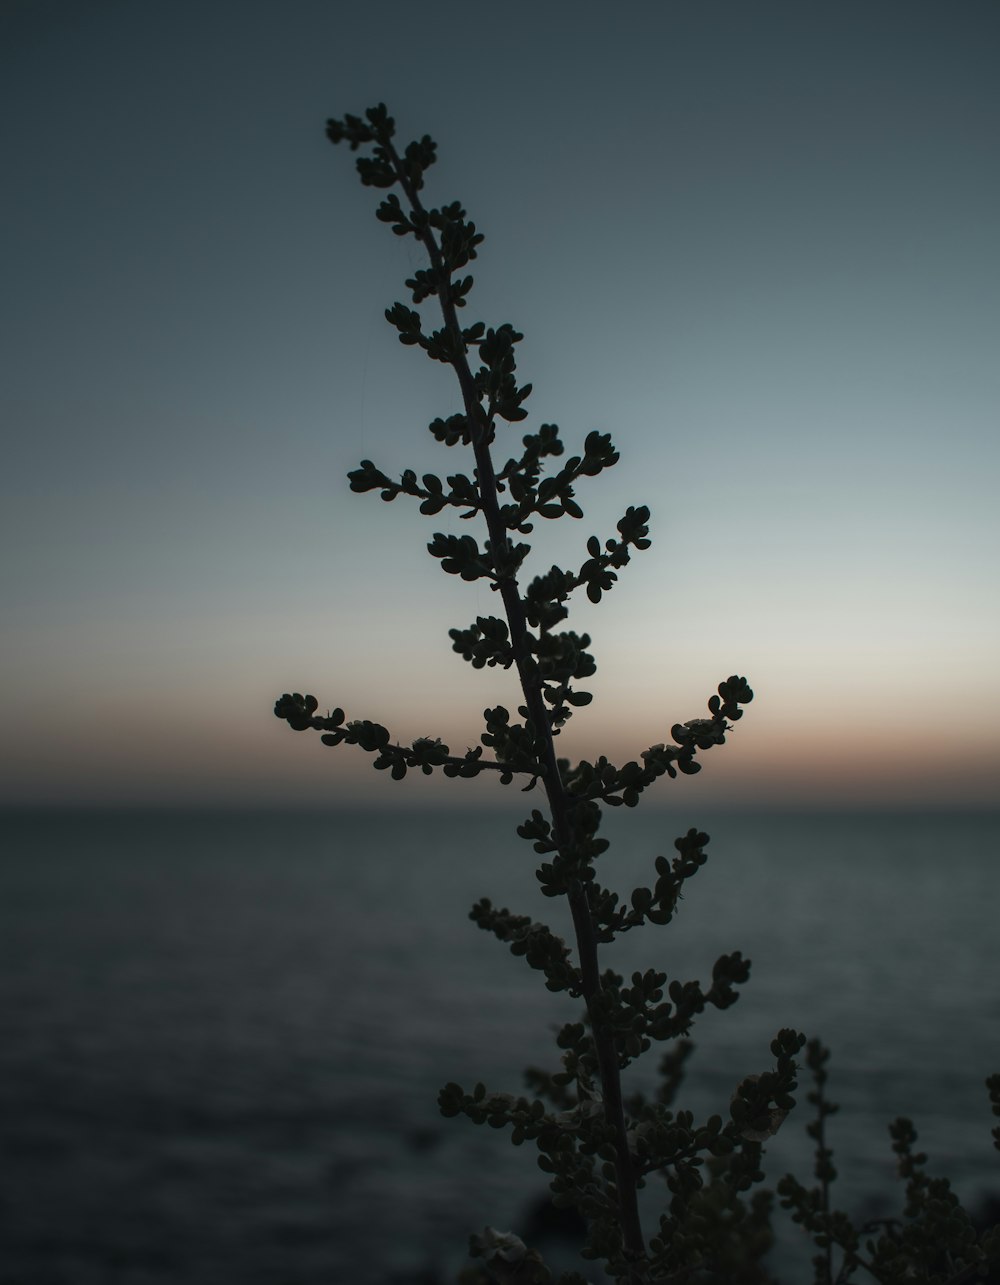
[{"left": 7, "top": 667, "right": 996, "bottom": 810}]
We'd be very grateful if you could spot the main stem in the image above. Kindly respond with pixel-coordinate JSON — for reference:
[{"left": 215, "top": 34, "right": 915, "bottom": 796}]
[{"left": 385, "top": 141, "right": 647, "bottom": 1275}]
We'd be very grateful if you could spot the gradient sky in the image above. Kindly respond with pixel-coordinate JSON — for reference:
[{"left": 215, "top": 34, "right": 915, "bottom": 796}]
[{"left": 2, "top": 0, "right": 998, "bottom": 809}]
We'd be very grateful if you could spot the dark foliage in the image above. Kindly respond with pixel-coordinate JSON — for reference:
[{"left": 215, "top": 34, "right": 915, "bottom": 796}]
[{"left": 274, "top": 104, "right": 999, "bottom": 1283}]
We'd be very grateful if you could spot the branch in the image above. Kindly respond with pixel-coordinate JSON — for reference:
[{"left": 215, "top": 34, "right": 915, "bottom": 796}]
[
  {"left": 272, "top": 693, "right": 532, "bottom": 783},
  {"left": 562, "top": 676, "right": 754, "bottom": 808}
]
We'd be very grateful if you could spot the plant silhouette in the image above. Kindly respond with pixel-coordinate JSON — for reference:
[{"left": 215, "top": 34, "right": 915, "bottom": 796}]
[{"left": 275, "top": 104, "right": 1000, "bottom": 1284}]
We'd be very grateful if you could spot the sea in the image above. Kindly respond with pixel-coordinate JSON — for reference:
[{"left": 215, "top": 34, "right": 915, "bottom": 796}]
[{"left": 1, "top": 805, "right": 998, "bottom": 1284}]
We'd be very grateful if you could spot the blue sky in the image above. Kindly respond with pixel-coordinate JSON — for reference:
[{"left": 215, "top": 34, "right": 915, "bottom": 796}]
[{"left": 2, "top": 0, "right": 998, "bottom": 808}]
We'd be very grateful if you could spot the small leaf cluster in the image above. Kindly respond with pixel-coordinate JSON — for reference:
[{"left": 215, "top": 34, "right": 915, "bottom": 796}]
[
  {"left": 428, "top": 532, "right": 531, "bottom": 585},
  {"left": 588, "top": 953, "right": 752, "bottom": 1068},
  {"left": 325, "top": 103, "right": 437, "bottom": 194},
  {"left": 493, "top": 428, "right": 620, "bottom": 532},
  {"left": 347, "top": 460, "right": 480, "bottom": 518},
  {"left": 480, "top": 706, "right": 545, "bottom": 785},
  {"left": 448, "top": 615, "right": 515, "bottom": 670},
  {"left": 470, "top": 899, "right": 582, "bottom": 996},
  {"left": 461, "top": 1226, "right": 575, "bottom": 1285},
  {"left": 517, "top": 502, "right": 652, "bottom": 638},
  {"left": 555, "top": 675, "right": 754, "bottom": 811},
  {"left": 273, "top": 693, "right": 526, "bottom": 783},
  {"left": 516, "top": 800, "right": 610, "bottom": 898},
  {"left": 778, "top": 1044, "right": 1000, "bottom": 1284},
  {"left": 587, "top": 827, "right": 710, "bottom": 944},
  {"left": 451, "top": 612, "right": 599, "bottom": 735}
]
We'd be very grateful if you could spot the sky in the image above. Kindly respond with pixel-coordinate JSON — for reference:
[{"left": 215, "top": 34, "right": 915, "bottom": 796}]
[{"left": 2, "top": 0, "right": 998, "bottom": 810}]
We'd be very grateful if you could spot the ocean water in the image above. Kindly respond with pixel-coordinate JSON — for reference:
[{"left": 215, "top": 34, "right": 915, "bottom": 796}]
[{"left": 1, "top": 806, "right": 998, "bottom": 1283}]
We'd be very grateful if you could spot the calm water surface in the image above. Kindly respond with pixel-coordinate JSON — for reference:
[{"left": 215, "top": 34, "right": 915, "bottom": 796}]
[{"left": 1, "top": 807, "right": 998, "bottom": 1282}]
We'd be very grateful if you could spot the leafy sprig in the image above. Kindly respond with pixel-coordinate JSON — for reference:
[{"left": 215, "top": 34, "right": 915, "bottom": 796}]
[{"left": 274, "top": 103, "right": 1000, "bottom": 1284}]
